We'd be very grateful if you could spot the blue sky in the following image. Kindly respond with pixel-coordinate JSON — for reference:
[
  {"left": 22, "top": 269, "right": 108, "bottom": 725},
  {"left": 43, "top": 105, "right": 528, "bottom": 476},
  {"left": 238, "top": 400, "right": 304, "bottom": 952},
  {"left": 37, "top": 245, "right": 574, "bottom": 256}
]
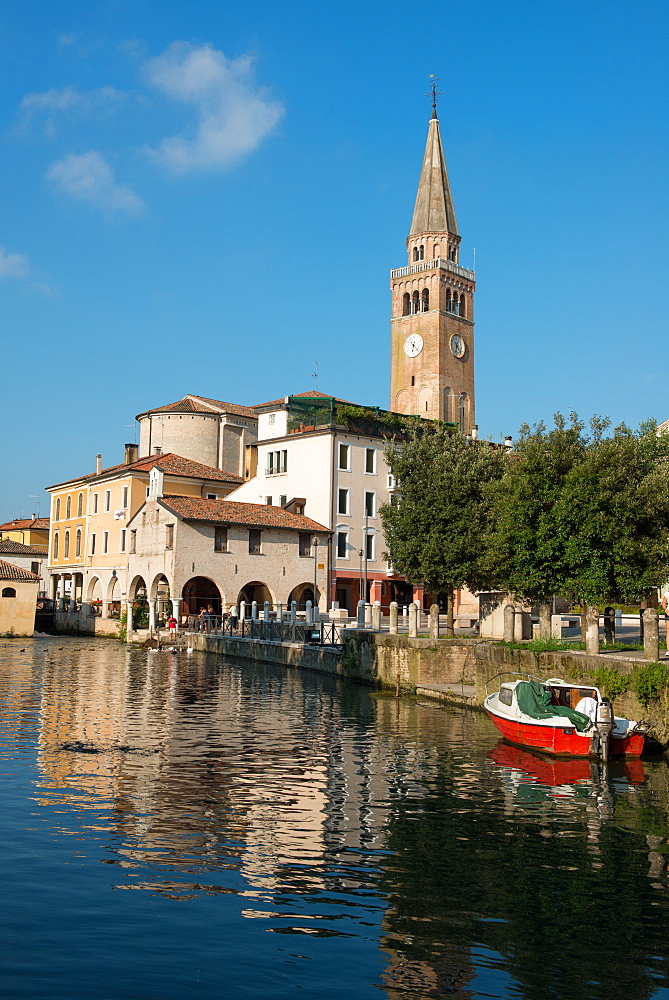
[{"left": 1, "top": 0, "right": 667, "bottom": 521}]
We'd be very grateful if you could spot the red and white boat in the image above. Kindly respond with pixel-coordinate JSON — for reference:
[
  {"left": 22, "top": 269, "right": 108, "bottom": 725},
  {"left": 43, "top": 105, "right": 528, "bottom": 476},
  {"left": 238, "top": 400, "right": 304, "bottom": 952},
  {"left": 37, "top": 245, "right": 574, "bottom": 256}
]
[{"left": 484, "top": 674, "right": 649, "bottom": 759}]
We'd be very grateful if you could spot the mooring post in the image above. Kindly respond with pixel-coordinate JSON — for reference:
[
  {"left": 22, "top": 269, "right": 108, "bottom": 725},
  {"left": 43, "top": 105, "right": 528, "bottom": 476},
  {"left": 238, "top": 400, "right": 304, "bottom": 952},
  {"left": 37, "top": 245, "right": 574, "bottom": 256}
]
[
  {"left": 586, "top": 606, "right": 600, "bottom": 655},
  {"left": 240, "top": 600, "right": 246, "bottom": 622},
  {"left": 429, "top": 603, "right": 439, "bottom": 639},
  {"left": 251, "top": 600, "right": 258, "bottom": 621},
  {"left": 306, "top": 600, "right": 313, "bottom": 625},
  {"left": 503, "top": 604, "right": 515, "bottom": 642},
  {"left": 356, "top": 600, "right": 365, "bottom": 629},
  {"left": 264, "top": 600, "right": 270, "bottom": 622},
  {"left": 408, "top": 602, "right": 418, "bottom": 638},
  {"left": 643, "top": 608, "right": 659, "bottom": 663},
  {"left": 290, "top": 601, "right": 297, "bottom": 623},
  {"left": 389, "top": 601, "right": 398, "bottom": 634},
  {"left": 372, "top": 601, "right": 382, "bottom": 629}
]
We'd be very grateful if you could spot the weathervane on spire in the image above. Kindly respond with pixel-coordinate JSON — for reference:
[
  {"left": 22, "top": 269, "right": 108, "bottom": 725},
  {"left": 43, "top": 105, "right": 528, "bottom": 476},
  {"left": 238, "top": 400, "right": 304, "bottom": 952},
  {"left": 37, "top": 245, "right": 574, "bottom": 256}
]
[{"left": 427, "top": 74, "right": 441, "bottom": 118}]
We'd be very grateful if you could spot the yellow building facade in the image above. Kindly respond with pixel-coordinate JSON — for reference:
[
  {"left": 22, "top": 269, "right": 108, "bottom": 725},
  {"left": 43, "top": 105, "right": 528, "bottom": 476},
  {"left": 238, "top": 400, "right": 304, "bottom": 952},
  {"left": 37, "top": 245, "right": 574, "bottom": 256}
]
[{"left": 47, "top": 447, "right": 242, "bottom": 617}]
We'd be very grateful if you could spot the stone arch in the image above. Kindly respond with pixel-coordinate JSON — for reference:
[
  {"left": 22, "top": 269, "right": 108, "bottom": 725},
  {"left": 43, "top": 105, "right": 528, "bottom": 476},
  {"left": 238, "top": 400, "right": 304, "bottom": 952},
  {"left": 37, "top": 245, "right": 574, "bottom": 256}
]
[
  {"left": 421, "top": 288, "right": 429, "bottom": 312},
  {"left": 151, "top": 573, "right": 173, "bottom": 620},
  {"left": 286, "top": 582, "right": 319, "bottom": 609},
  {"left": 237, "top": 581, "right": 274, "bottom": 608},
  {"left": 402, "top": 292, "right": 411, "bottom": 316},
  {"left": 86, "top": 576, "right": 103, "bottom": 601},
  {"left": 128, "top": 575, "right": 148, "bottom": 601},
  {"left": 106, "top": 574, "right": 120, "bottom": 603},
  {"left": 181, "top": 576, "right": 222, "bottom": 616},
  {"left": 2, "top": 587, "right": 16, "bottom": 598},
  {"left": 418, "top": 385, "right": 432, "bottom": 417}
]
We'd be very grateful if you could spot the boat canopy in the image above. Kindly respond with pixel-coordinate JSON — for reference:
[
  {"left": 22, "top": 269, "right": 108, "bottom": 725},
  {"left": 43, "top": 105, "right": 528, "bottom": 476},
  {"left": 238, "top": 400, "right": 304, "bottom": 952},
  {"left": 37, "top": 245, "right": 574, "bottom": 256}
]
[{"left": 515, "top": 681, "right": 592, "bottom": 733}]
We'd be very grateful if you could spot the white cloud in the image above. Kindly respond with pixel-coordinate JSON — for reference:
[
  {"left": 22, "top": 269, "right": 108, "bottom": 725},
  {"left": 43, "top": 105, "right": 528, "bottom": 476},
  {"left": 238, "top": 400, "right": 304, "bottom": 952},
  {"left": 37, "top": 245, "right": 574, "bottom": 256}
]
[
  {"left": 17, "top": 86, "right": 127, "bottom": 136},
  {"left": 0, "top": 246, "right": 29, "bottom": 279},
  {"left": 46, "top": 151, "right": 145, "bottom": 214},
  {"left": 143, "top": 42, "right": 283, "bottom": 173}
]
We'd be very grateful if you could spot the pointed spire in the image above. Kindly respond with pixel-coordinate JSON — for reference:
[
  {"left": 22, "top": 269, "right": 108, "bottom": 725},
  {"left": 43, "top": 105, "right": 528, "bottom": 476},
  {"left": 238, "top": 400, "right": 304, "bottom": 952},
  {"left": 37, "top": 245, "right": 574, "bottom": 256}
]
[{"left": 409, "top": 114, "right": 458, "bottom": 238}]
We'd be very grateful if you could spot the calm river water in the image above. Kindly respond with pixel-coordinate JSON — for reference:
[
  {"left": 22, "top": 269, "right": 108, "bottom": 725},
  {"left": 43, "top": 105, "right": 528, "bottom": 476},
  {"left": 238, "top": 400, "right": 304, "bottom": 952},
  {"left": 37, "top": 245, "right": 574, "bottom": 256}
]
[{"left": 2, "top": 637, "right": 669, "bottom": 1000}]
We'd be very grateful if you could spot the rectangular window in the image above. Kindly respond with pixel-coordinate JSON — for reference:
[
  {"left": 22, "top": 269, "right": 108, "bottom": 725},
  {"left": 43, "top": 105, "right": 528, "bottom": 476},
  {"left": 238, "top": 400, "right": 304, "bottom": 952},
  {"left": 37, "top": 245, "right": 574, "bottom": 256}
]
[
  {"left": 120, "top": 529, "right": 126, "bottom": 553},
  {"left": 364, "top": 491, "right": 375, "bottom": 518},
  {"left": 338, "top": 488, "right": 349, "bottom": 515},
  {"left": 215, "top": 527, "right": 228, "bottom": 552},
  {"left": 31, "top": 562, "right": 39, "bottom": 575},
  {"left": 269, "top": 412, "right": 275, "bottom": 425},
  {"left": 103, "top": 531, "right": 109, "bottom": 554},
  {"left": 249, "top": 529, "right": 262, "bottom": 554},
  {"left": 265, "top": 496, "right": 273, "bottom": 505},
  {"left": 129, "top": 530, "right": 136, "bottom": 554},
  {"left": 122, "top": 486, "right": 129, "bottom": 508},
  {"left": 53, "top": 533, "right": 59, "bottom": 559},
  {"left": 338, "top": 443, "right": 350, "bottom": 470},
  {"left": 279, "top": 495, "right": 287, "bottom": 506},
  {"left": 206, "top": 493, "right": 217, "bottom": 500},
  {"left": 104, "top": 490, "right": 111, "bottom": 512},
  {"left": 93, "top": 493, "right": 98, "bottom": 514},
  {"left": 166, "top": 524, "right": 174, "bottom": 549},
  {"left": 365, "top": 533, "right": 375, "bottom": 561},
  {"left": 75, "top": 531, "right": 81, "bottom": 557},
  {"left": 299, "top": 532, "right": 312, "bottom": 557},
  {"left": 365, "top": 448, "right": 376, "bottom": 474},
  {"left": 90, "top": 533, "right": 96, "bottom": 556},
  {"left": 337, "top": 531, "right": 348, "bottom": 558},
  {"left": 266, "top": 450, "right": 287, "bottom": 474}
]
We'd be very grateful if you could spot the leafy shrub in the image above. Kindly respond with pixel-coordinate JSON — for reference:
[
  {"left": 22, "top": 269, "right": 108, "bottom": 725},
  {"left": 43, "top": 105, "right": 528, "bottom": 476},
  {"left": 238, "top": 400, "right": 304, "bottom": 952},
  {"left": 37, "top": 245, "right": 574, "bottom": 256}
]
[
  {"left": 593, "top": 666, "right": 629, "bottom": 700},
  {"left": 630, "top": 661, "right": 669, "bottom": 708}
]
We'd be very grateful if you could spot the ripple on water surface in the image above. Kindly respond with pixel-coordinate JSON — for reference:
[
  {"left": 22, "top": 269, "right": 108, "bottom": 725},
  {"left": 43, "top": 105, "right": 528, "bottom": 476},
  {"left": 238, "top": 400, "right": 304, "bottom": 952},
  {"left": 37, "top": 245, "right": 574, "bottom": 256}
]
[{"left": 1, "top": 636, "right": 669, "bottom": 1000}]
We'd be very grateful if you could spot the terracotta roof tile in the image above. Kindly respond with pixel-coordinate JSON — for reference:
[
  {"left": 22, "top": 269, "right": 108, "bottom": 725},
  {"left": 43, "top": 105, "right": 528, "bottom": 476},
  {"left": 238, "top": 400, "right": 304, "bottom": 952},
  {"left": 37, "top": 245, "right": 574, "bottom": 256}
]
[
  {"left": 47, "top": 453, "right": 242, "bottom": 490},
  {"left": 0, "top": 517, "right": 49, "bottom": 531},
  {"left": 136, "top": 395, "right": 256, "bottom": 419},
  {"left": 0, "top": 540, "right": 47, "bottom": 556},
  {"left": 0, "top": 559, "right": 40, "bottom": 582},
  {"left": 159, "top": 496, "right": 329, "bottom": 533}
]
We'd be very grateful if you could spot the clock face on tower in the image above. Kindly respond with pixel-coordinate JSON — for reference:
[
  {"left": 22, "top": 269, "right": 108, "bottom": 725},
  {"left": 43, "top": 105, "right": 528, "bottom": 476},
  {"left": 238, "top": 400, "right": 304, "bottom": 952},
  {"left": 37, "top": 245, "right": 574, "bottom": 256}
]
[
  {"left": 404, "top": 333, "right": 424, "bottom": 357},
  {"left": 450, "top": 334, "right": 465, "bottom": 359}
]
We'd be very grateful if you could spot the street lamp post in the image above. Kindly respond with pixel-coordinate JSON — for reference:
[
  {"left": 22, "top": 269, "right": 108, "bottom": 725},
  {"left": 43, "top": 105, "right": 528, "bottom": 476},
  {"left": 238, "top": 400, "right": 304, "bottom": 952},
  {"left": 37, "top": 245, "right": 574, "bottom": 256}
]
[
  {"left": 358, "top": 548, "right": 363, "bottom": 601},
  {"left": 363, "top": 512, "right": 368, "bottom": 605},
  {"left": 312, "top": 536, "right": 319, "bottom": 620}
]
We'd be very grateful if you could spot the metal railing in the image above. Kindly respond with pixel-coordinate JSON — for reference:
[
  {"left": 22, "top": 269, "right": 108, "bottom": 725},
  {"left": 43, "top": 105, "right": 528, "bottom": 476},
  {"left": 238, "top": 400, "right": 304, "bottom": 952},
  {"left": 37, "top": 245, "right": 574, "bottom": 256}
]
[
  {"left": 390, "top": 257, "right": 475, "bottom": 281},
  {"left": 186, "top": 615, "right": 344, "bottom": 648}
]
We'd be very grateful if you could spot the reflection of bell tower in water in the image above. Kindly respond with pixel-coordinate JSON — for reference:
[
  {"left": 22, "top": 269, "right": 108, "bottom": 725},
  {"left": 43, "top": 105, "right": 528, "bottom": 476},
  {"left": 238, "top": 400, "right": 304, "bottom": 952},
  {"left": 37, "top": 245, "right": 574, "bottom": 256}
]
[{"left": 390, "top": 88, "right": 475, "bottom": 432}]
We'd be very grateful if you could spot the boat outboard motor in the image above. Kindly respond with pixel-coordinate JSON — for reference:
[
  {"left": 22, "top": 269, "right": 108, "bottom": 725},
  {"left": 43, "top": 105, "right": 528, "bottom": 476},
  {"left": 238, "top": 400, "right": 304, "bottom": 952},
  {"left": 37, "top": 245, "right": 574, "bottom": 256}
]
[{"left": 595, "top": 697, "right": 615, "bottom": 761}]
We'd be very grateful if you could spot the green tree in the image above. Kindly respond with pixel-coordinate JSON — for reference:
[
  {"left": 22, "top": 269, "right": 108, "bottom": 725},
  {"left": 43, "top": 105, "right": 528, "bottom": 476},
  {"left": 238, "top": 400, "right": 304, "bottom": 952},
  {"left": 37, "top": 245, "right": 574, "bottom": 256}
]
[
  {"left": 485, "top": 413, "right": 588, "bottom": 634},
  {"left": 557, "top": 420, "right": 669, "bottom": 605},
  {"left": 380, "top": 422, "right": 505, "bottom": 632}
]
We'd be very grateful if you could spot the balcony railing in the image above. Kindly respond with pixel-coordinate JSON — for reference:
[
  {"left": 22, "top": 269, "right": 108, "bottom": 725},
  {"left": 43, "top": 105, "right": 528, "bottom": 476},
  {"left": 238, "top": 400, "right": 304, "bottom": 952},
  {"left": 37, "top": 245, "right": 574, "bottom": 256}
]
[{"left": 390, "top": 257, "right": 475, "bottom": 282}]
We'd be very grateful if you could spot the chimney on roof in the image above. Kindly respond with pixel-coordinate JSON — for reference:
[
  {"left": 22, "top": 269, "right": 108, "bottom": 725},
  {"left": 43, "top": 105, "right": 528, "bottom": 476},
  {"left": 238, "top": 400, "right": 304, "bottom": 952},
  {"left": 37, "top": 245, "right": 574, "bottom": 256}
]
[
  {"left": 124, "top": 443, "right": 138, "bottom": 465},
  {"left": 96, "top": 454, "right": 102, "bottom": 475},
  {"left": 31, "top": 513, "right": 35, "bottom": 520}
]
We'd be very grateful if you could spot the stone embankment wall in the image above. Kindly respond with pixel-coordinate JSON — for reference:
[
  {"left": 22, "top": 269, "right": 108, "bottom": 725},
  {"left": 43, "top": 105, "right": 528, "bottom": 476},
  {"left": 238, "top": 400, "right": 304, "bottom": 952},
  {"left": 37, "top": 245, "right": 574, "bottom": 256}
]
[
  {"left": 188, "top": 633, "right": 351, "bottom": 679},
  {"left": 53, "top": 609, "right": 120, "bottom": 637},
  {"left": 341, "top": 631, "right": 476, "bottom": 691}
]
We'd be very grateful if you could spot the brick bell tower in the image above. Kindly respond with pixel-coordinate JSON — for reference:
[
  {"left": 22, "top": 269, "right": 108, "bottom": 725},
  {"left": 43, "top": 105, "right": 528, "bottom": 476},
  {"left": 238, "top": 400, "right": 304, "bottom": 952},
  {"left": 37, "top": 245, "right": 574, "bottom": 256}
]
[{"left": 390, "top": 87, "right": 475, "bottom": 432}]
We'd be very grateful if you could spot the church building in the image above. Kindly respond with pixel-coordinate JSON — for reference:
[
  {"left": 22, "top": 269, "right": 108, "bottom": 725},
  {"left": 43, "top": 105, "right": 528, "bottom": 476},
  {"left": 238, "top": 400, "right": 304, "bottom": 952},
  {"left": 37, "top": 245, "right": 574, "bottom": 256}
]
[{"left": 389, "top": 96, "right": 476, "bottom": 432}]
